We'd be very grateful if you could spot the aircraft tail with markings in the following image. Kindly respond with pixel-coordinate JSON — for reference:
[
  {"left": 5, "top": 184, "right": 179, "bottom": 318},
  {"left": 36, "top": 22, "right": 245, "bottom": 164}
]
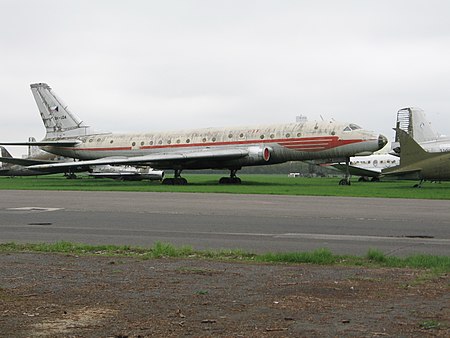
[{"left": 30, "top": 83, "right": 93, "bottom": 139}]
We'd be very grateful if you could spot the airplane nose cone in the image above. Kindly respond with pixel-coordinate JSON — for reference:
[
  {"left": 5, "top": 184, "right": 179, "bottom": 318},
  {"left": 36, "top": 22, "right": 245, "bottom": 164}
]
[{"left": 378, "top": 134, "right": 388, "bottom": 149}]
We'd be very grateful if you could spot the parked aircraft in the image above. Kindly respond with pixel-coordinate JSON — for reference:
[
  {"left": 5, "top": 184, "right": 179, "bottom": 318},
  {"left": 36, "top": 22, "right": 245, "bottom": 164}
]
[
  {"left": 1, "top": 140, "right": 163, "bottom": 180},
  {"left": 382, "top": 129, "right": 450, "bottom": 187},
  {"left": 329, "top": 150, "right": 399, "bottom": 181},
  {"left": 0, "top": 144, "right": 163, "bottom": 180},
  {"left": 0, "top": 83, "right": 387, "bottom": 185},
  {"left": 88, "top": 165, "right": 164, "bottom": 181},
  {"left": 0, "top": 142, "right": 78, "bottom": 177}
]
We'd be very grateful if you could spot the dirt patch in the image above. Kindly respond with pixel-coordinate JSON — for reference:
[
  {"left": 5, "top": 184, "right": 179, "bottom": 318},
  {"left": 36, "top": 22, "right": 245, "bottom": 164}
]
[{"left": 0, "top": 253, "right": 448, "bottom": 337}]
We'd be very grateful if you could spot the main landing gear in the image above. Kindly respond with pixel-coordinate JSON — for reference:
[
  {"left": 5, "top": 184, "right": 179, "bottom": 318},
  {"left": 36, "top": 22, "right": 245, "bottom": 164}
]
[
  {"left": 338, "top": 157, "right": 351, "bottom": 186},
  {"left": 219, "top": 169, "right": 242, "bottom": 184},
  {"left": 162, "top": 169, "right": 187, "bottom": 185},
  {"left": 161, "top": 169, "right": 243, "bottom": 185},
  {"left": 64, "top": 172, "right": 77, "bottom": 179}
]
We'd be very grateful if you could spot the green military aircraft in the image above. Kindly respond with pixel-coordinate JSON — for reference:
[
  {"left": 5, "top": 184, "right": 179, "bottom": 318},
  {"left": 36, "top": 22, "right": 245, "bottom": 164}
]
[{"left": 382, "top": 129, "right": 450, "bottom": 187}]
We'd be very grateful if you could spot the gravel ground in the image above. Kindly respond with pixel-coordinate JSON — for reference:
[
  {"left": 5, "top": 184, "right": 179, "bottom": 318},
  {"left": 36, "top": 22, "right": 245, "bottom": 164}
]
[{"left": 0, "top": 253, "right": 448, "bottom": 337}]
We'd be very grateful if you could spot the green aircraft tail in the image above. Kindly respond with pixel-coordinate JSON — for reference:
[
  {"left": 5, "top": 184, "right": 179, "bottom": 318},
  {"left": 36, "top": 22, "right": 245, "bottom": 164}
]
[{"left": 396, "top": 128, "right": 437, "bottom": 166}]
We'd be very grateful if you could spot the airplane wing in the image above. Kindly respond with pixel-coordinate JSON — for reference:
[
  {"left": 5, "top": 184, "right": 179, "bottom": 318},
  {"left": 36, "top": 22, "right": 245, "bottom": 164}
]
[
  {"left": 330, "top": 164, "right": 381, "bottom": 178},
  {"left": 381, "top": 166, "right": 422, "bottom": 179},
  {"left": 0, "top": 157, "right": 65, "bottom": 166},
  {"left": 0, "top": 140, "right": 81, "bottom": 147},
  {"left": 27, "top": 148, "right": 249, "bottom": 171}
]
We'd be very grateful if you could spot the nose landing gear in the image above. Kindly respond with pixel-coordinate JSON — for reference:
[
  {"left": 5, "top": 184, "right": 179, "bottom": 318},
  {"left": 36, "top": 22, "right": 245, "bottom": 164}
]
[{"left": 338, "top": 157, "right": 351, "bottom": 186}]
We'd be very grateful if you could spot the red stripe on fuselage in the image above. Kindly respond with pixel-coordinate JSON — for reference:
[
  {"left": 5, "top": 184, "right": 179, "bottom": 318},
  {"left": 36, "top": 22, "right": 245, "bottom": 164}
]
[{"left": 67, "top": 136, "right": 365, "bottom": 152}]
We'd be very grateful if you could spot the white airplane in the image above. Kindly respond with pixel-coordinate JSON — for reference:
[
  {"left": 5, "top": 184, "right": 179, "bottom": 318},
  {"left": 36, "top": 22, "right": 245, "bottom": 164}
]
[
  {"left": 0, "top": 83, "right": 387, "bottom": 185},
  {"left": 328, "top": 145, "right": 399, "bottom": 182}
]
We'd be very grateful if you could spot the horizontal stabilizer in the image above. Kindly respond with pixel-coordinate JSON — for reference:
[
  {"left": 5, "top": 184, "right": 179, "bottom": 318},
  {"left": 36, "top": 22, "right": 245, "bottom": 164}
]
[{"left": 0, "top": 157, "right": 63, "bottom": 166}]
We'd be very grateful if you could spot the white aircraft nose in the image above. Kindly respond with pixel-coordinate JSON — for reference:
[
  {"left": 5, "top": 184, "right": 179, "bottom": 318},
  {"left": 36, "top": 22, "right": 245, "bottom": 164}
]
[{"left": 378, "top": 134, "right": 388, "bottom": 149}]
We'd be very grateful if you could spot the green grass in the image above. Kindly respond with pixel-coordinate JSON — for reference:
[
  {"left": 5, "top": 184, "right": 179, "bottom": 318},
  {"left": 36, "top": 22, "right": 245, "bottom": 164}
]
[
  {"left": 257, "top": 248, "right": 335, "bottom": 265},
  {"left": 1, "top": 174, "right": 449, "bottom": 199},
  {"left": 419, "top": 320, "right": 444, "bottom": 330},
  {"left": 1, "top": 241, "right": 449, "bottom": 273}
]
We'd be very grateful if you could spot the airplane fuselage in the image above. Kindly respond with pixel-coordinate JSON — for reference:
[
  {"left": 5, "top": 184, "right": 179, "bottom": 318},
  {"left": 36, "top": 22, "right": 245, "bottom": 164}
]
[
  {"left": 398, "top": 154, "right": 450, "bottom": 181},
  {"left": 330, "top": 153, "right": 399, "bottom": 179},
  {"left": 41, "top": 121, "right": 384, "bottom": 170}
]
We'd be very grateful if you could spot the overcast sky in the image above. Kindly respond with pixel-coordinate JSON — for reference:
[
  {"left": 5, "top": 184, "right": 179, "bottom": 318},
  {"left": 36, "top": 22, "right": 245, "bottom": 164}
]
[{"left": 1, "top": 0, "right": 450, "bottom": 156}]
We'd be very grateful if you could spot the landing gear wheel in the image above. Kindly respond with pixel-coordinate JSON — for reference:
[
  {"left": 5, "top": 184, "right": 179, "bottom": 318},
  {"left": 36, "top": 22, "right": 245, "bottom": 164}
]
[
  {"left": 162, "top": 170, "right": 188, "bottom": 185},
  {"left": 175, "top": 177, "right": 188, "bottom": 185},
  {"left": 219, "top": 169, "right": 242, "bottom": 184},
  {"left": 65, "top": 173, "right": 77, "bottom": 179},
  {"left": 231, "top": 177, "right": 241, "bottom": 184},
  {"left": 219, "top": 177, "right": 242, "bottom": 184},
  {"left": 339, "top": 179, "right": 351, "bottom": 186},
  {"left": 162, "top": 178, "right": 174, "bottom": 185},
  {"left": 338, "top": 157, "right": 351, "bottom": 186}
]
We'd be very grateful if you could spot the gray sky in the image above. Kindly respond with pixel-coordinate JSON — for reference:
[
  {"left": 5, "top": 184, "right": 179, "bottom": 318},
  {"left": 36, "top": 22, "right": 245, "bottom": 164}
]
[{"left": 1, "top": 0, "right": 450, "bottom": 157}]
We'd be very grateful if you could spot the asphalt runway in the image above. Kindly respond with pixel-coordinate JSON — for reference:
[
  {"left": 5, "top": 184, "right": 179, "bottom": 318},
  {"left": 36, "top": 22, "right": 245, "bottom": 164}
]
[{"left": 0, "top": 190, "right": 449, "bottom": 256}]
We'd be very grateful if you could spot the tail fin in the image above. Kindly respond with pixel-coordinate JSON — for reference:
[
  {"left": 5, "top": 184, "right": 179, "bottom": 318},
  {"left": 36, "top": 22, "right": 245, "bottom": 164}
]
[
  {"left": 397, "top": 128, "right": 436, "bottom": 166},
  {"left": 27, "top": 137, "right": 41, "bottom": 157},
  {"left": 1, "top": 146, "right": 13, "bottom": 158},
  {"left": 395, "top": 107, "right": 439, "bottom": 143},
  {"left": 0, "top": 146, "right": 13, "bottom": 169},
  {"left": 30, "top": 83, "right": 92, "bottom": 139}
]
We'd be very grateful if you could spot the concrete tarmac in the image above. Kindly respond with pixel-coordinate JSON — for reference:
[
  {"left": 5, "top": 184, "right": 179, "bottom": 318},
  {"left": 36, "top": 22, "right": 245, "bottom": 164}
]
[{"left": 0, "top": 190, "right": 449, "bottom": 256}]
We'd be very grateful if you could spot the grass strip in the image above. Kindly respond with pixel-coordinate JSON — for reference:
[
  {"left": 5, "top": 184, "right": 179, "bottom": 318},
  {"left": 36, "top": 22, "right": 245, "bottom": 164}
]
[
  {"left": 0, "top": 241, "right": 448, "bottom": 273},
  {"left": 1, "top": 175, "right": 450, "bottom": 199}
]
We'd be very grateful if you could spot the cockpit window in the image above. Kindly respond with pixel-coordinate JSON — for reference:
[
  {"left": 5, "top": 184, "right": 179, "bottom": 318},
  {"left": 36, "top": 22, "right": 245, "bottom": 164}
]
[{"left": 343, "top": 124, "right": 362, "bottom": 132}]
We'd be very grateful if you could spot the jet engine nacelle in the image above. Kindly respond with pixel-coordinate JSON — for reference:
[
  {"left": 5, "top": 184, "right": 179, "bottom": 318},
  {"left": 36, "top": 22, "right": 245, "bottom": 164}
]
[
  {"left": 143, "top": 169, "right": 165, "bottom": 180},
  {"left": 246, "top": 146, "right": 272, "bottom": 163}
]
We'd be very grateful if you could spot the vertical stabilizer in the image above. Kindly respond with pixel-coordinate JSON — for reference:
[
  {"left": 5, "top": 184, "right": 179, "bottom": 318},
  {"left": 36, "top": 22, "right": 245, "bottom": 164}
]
[
  {"left": 395, "top": 107, "right": 439, "bottom": 143},
  {"left": 0, "top": 146, "right": 13, "bottom": 169},
  {"left": 27, "top": 137, "right": 41, "bottom": 157},
  {"left": 397, "top": 128, "right": 431, "bottom": 166},
  {"left": 1, "top": 146, "right": 13, "bottom": 158},
  {"left": 30, "top": 83, "right": 92, "bottom": 139}
]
